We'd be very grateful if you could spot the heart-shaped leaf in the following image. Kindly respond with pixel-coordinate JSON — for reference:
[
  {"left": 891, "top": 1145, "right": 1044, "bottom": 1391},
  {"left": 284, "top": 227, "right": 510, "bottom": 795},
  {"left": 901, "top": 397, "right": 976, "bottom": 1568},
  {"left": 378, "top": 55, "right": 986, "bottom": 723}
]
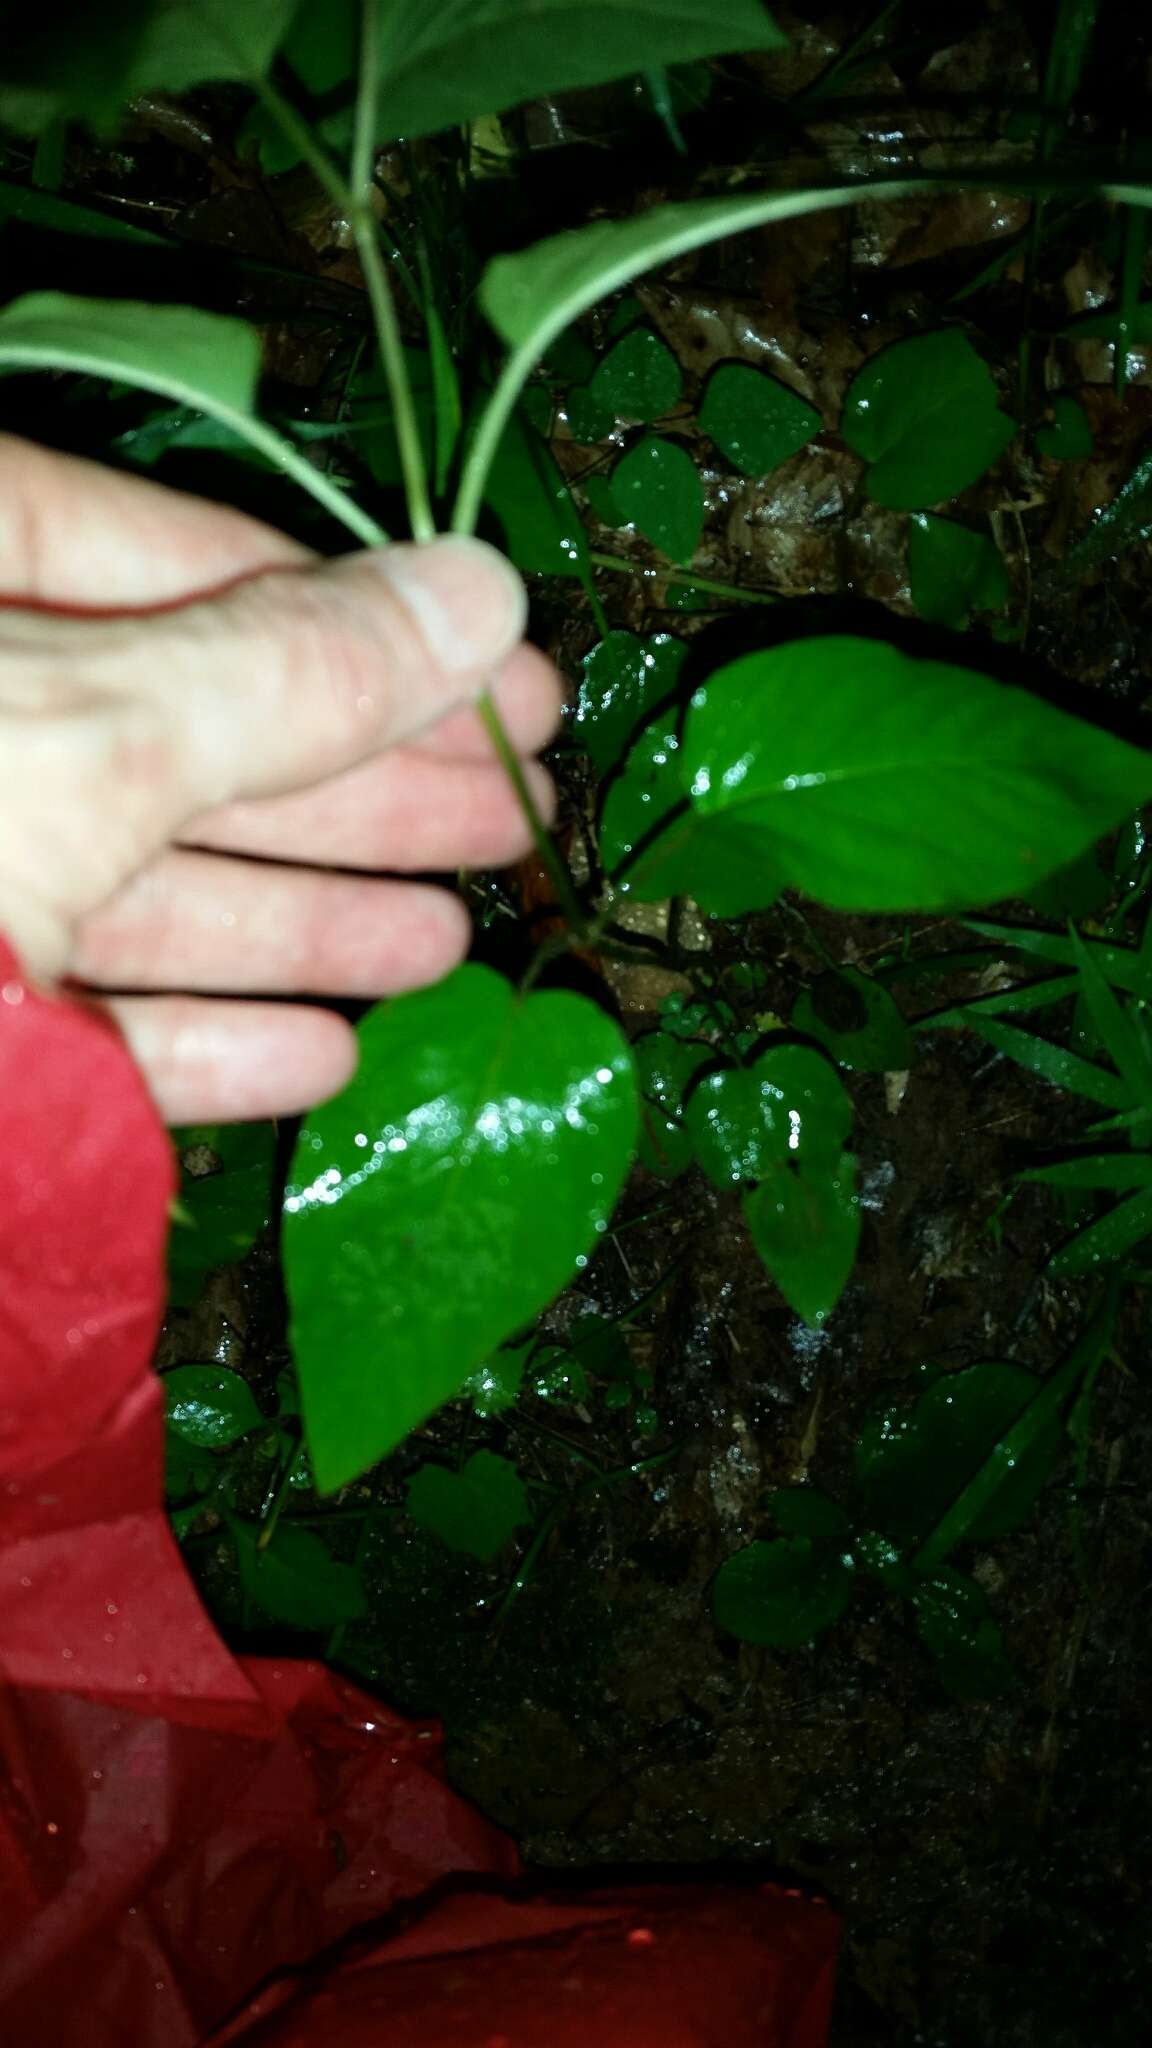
[
  {"left": 699, "top": 362, "right": 820, "bottom": 474},
  {"left": 792, "top": 967, "right": 915, "bottom": 1073},
  {"left": 463, "top": 1340, "right": 533, "bottom": 1417},
  {"left": 685, "top": 1046, "right": 850, "bottom": 1188},
  {"left": 405, "top": 1450, "right": 530, "bottom": 1560},
  {"left": 712, "top": 1534, "right": 855, "bottom": 1648},
  {"left": 744, "top": 1154, "right": 860, "bottom": 1326},
  {"left": 599, "top": 713, "right": 784, "bottom": 913},
  {"left": 680, "top": 636, "right": 1152, "bottom": 912},
  {"left": 908, "top": 513, "right": 1009, "bottom": 630},
  {"left": 575, "top": 630, "right": 687, "bottom": 772},
  {"left": 283, "top": 965, "right": 637, "bottom": 1489},
  {"left": 163, "top": 1365, "right": 262, "bottom": 1448},
  {"left": 634, "top": 1030, "right": 712, "bottom": 1178},
  {"left": 589, "top": 326, "right": 682, "bottom": 421},
  {"left": 229, "top": 1518, "right": 367, "bottom": 1630},
  {"left": 842, "top": 329, "right": 1016, "bottom": 508},
  {"left": 611, "top": 436, "right": 703, "bottom": 561}
]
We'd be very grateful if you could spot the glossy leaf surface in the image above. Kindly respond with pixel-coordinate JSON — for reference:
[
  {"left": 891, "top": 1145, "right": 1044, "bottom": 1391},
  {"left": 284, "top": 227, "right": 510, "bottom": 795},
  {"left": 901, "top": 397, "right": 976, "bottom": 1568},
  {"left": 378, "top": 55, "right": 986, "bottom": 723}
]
[
  {"left": 841, "top": 330, "right": 1015, "bottom": 509},
  {"left": 680, "top": 637, "right": 1152, "bottom": 913},
  {"left": 793, "top": 968, "right": 915, "bottom": 1072},
  {"left": 163, "top": 1365, "right": 262, "bottom": 1448},
  {"left": 405, "top": 1450, "right": 530, "bottom": 1560},
  {"left": 910, "top": 1567, "right": 1011, "bottom": 1698},
  {"left": 712, "top": 1535, "right": 855, "bottom": 1648},
  {"left": 908, "top": 514, "right": 1009, "bottom": 630},
  {"left": 230, "top": 1519, "right": 367, "bottom": 1630},
  {"left": 484, "top": 408, "right": 588, "bottom": 577},
  {"left": 599, "top": 715, "right": 783, "bottom": 914},
  {"left": 633, "top": 1030, "right": 712, "bottom": 1178},
  {"left": 855, "top": 1362, "right": 1062, "bottom": 1549},
  {"left": 611, "top": 436, "right": 703, "bottom": 560},
  {"left": 575, "top": 631, "right": 687, "bottom": 772},
  {"left": 589, "top": 326, "right": 682, "bottom": 421},
  {"left": 744, "top": 1156, "right": 860, "bottom": 1327},
  {"left": 685, "top": 1046, "right": 850, "bottom": 1188},
  {"left": 462, "top": 1341, "right": 533, "bottom": 1418},
  {"left": 698, "top": 362, "right": 820, "bottom": 474},
  {"left": 283, "top": 966, "right": 637, "bottom": 1489}
]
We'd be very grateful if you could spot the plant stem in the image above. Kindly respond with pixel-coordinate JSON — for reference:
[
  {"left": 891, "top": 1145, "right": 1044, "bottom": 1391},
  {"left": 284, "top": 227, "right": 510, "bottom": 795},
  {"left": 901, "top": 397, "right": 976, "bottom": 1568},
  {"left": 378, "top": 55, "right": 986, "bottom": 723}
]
[
  {"left": 588, "top": 550, "right": 778, "bottom": 606},
  {"left": 476, "top": 696, "right": 586, "bottom": 934},
  {"left": 351, "top": 0, "right": 435, "bottom": 541}
]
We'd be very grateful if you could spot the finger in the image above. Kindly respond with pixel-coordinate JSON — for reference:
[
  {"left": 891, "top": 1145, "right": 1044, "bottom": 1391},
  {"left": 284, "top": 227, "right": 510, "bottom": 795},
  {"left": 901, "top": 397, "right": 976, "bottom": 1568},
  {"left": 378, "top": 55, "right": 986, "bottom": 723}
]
[
  {"left": 101, "top": 536, "right": 529, "bottom": 819},
  {"left": 185, "top": 753, "right": 555, "bottom": 871},
  {"left": 71, "top": 850, "right": 470, "bottom": 994},
  {"left": 0, "top": 432, "right": 311, "bottom": 608},
  {"left": 101, "top": 995, "right": 360, "bottom": 1123},
  {"left": 412, "top": 644, "right": 564, "bottom": 762}
]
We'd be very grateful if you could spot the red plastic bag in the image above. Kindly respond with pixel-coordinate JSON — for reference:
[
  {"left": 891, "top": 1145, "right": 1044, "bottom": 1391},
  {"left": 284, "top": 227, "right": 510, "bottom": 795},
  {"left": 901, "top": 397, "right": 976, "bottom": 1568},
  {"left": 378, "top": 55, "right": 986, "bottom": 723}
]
[{"left": 0, "top": 937, "right": 839, "bottom": 2046}]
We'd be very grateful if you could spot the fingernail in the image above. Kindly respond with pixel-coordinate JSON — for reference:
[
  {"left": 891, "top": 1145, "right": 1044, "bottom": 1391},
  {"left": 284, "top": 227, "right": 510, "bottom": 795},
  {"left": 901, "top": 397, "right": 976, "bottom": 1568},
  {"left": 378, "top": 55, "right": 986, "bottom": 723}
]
[{"left": 372, "top": 536, "right": 527, "bottom": 676}]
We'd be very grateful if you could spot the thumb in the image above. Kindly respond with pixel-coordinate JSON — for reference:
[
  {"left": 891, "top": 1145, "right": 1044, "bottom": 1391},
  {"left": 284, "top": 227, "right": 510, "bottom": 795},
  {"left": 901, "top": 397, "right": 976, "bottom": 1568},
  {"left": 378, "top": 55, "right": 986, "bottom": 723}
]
[{"left": 156, "top": 535, "right": 528, "bottom": 811}]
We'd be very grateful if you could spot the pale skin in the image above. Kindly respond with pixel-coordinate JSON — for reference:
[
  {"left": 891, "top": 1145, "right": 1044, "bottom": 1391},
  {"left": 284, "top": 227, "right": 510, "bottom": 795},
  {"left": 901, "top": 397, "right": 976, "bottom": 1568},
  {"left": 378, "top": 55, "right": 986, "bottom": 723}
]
[{"left": 0, "top": 434, "right": 562, "bottom": 1123}]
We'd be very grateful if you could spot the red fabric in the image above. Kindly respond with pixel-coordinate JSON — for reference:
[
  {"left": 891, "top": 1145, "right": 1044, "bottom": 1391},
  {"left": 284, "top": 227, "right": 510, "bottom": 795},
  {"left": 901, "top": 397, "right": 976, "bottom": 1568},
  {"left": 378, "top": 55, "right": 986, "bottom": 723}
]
[{"left": 0, "top": 935, "right": 839, "bottom": 2046}]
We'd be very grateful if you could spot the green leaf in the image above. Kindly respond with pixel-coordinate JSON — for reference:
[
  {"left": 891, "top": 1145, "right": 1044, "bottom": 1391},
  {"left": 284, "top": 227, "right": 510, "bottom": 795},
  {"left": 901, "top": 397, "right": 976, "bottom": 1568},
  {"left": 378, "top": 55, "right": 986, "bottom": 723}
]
[
  {"left": 566, "top": 384, "right": 618, "bottom": 444},
  {"left": 611, "top": 437, "right": 703, "bottom": 561},
  {"left": 679, "top": 637, "right": 1152, "bottom": 913},
  {"left": 634, "top": 1030, "right": 712, "bottom": 1178},
  {"left": 599, "top": 713, "right": 783, "bottom": 914},
  {"left": 283, "top": 965, "right": 637, "bottom": 1490},
  {"left": 1068, "top": 925, "right": 1152, "bottom": 1103},
  {"left": 953, "top": 1012, "right": 1133, "bottom": 1108},
  {"left": 531, "top": 1349, "right": 590, "bottom": 1402},
  {"left": 855, "top": 1362, "right": 1063, "bottom": 1550},
  {"left": 910, "top": 1567, "right": 1012, "bottom": 1698},
  {"left": 712, "top": 1535, "right": 855, "bottom": 1648},
  {"left": 1035, "top": 393, "right": 1094, "bottom": 460},
  {"left": 908, "top": 514, "right": 1009, "bottom": 630},
  {"left": 575, "top": 631, "right": 687, "bottom": 773},
  {"left": 1046, "top": 1183, "right": 1152, "bottom": 1275},
  {"left": 965, "top": 918, "right": 1149, "bottom": 996},
  {"left": 230, "top": 1518, "right": 367, "bottom": 1630},
  {"left": 685, "top": 1045, "right": 850, "bottom": 1188},
  {"left": 743, "top": 1153, "right": 860, "bottom": 1327},
  {"left": 484, "top": 408, "right": 589, "bottom": 578},
  {"left": 372, "top": 0, "right": 782, "bottom": 143},
  {"left": 0, "top": 176, "right": 171, "bottom": 244},
  {"left": 462, "top": 1341, "right": 533, "bottom": 1417},
  {"left": 792, "top": 967, "right": 915, "bottom": 1073},
  {"left": 167, "top": 1121, "right": 277, "bottom": 1305},
  {"left": 1066, "top": 450, "right": 1152, "bottom": 573},
  {"left": 583, "top": 473, "right": 627, "bottom": 526},
  {"left": 589, "top": 327, "right": 682, "bottom": 422},
  {"left": 842, "top": 330, "right": 1016, "bottom": 509},
  {"left": 698, "top": 363, "right": 820, "bottom": 474},
  {"left": 766, "top": 1487, "right": 852, "bottom": 1542},
  {"left": 163, "top": 1365, "right": 263, "bottom": 1447},
  {"left": 0, "top": 293, "right": 373, "bottom": 539},
  {"left": 405, "top": 1449, "right": 530, "bottom": 1560},
  {"left": 1019, "top": 1154, "right": 1152, "bottom": 1190},
  {"left": 1024, "top": 846, "right": 1111, "bottom": 920}
]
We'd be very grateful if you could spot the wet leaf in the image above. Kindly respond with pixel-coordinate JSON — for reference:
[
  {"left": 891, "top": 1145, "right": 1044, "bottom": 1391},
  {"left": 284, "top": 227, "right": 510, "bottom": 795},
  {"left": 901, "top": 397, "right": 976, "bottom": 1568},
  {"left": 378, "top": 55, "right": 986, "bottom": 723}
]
[
  {"left": 1019, "top": 1154, "right": 1152, "bottom": 1190},
  {"left": 793, "top": 968, "right": 915, "bottom": 1073},
  {"left": 685, "top": 1046, "right": 850, "bottom": 1188},
  {"left": 910, "top": 1567, "right": 1012, "bottom": 1698},
  {"left": 283, "top": 965, "right": 637, "bottom": 1490},
  {"left": 575, "top": 630, "right": 687, "bottom": 772},
  {"left": 287, "top": 0, "right": 782, "bottom": 146},
  {"left": 484, "top": 408, "right": 588, "bottom": 577},
  {"left": 841, "top": 330, "right": 1016, "bottom": 509},
  {"left": 168, "top": 1120, "right": 277, "bottom": 1305},
  {"left": 1066, "top": 449, "right": 1152, "bottom": 572},
  {"left": 1046, "top": 1183, "right": 1152, "bottom": 1275},
  {"left": 954, "top": 1012, "right": 1133, "bottom": 1108},
  {"left": 163, "top": 1365, "right": 262, "bottom": 1448},
  {"left": 1035, "top": 393, "right": 1093, "bottom": 460},
  {"left": 462, "top": 1340, "right": 533, "bottom": 1417},
  {"left": 743, "top": 1154, "right": 860, "bottom": 1327},
  {"left": 698, "top": 362, "right": 820, "bottom": 475},
  {"left": 583, "top": 472, "right": 627, "bottom": 525},
  {"left": 589, "top": 327, "right": 682, "bottom": 421},
  {"left": 712, "top": 1535, "right": 855, "bottom": 1649},
  {"left": 855, "top": 1362, "right": 1063, "bottom": 1550},
  {"left": 405, "top": 1450, "right": 530, "bottom": 1561},
  {"left": 566, "top": 384, "right": 617, "bottom": 443},
  {"left": 532, "top": 1350, "right": 590, "bottom": 1402},
  {"left": 599, "top": 714, "right": 783, "bottom": 914},
  {"left": 908, "top": 514, "right": 1009, "bottom": 630},
  {"left": 611, "top": 436, "right": 703, "bottom": 561},
  {"left": 679, "top": 636, "right": 1152, "bottom": 913},
  {"left": 230, "top": 1518, "right": 367, "bottom": 1630},
  {"left": 633, "top": 1030, "right": 712, "bottom": 1178},
  {"left": 1069, "top": 925, "right": 1152, "bottom": 1103}
]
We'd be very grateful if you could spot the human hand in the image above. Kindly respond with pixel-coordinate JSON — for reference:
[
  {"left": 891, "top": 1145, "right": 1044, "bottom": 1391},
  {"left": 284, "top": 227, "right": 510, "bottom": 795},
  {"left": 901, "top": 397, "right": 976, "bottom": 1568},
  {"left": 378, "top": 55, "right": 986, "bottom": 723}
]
[{"left": 0, "top": 435, "right": 561, "bottom": 1123}]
